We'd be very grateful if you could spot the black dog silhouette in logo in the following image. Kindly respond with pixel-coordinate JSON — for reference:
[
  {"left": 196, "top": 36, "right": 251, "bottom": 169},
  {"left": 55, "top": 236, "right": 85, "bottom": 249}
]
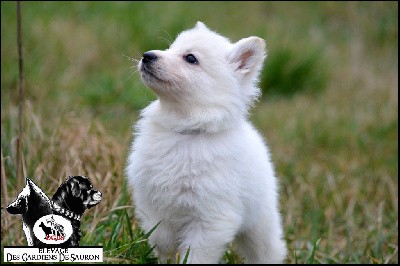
[
  {"left": 7, "top": 176, "right": 102, "bottom": 247},
  {"left": 39, "top": 222, "right": 53, "bottom": 239},
  {"left": 6, "top": 178, "right": 52, "bottom": 246}
]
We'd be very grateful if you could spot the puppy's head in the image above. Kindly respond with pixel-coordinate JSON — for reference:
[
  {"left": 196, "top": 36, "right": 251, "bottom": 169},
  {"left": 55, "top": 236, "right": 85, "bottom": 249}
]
[
  {"left": 65, "top": 176, "right": 102, "bottom": 209},
  {"left": 138, "top": 21, "right": 266, "bottom": 115}
]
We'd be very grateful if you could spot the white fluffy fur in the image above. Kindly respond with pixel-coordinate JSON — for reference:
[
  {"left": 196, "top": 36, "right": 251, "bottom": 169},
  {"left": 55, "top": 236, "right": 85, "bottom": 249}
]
[{"left": 126, "top": 21, "right": 287, "bottom": 264}]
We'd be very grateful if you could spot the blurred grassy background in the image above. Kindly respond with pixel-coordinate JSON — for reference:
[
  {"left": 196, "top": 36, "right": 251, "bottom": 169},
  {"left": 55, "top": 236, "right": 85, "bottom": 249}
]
[{"left": 1, "top": 1, "right": 398, "bottom": 264}]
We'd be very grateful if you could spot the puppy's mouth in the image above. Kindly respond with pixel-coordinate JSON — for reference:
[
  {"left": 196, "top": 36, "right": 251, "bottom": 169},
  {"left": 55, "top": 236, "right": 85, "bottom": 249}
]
[{"left": 140, "top": 64, "right": 165, "bottom": 83}]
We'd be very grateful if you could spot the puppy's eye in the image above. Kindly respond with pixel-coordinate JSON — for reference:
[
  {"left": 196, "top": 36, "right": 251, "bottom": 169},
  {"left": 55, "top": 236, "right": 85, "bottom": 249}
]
[{"left": 185, "top": 54, "right": 198, "bottom": 64}]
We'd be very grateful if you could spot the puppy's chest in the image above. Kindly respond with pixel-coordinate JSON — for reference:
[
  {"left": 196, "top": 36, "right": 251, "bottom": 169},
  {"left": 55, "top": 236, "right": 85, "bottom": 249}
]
[
  {"left": 133, "top": 133, "right": 235, "bottom": 206},
  {"left": 138, "top": 135, "right": 218, "bottom": 181}
]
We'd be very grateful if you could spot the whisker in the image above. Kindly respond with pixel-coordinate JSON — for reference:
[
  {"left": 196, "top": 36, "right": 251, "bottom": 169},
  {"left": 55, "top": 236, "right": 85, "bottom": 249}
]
[
  {"left": 120, "top": 51, "right": 142, "bottom": 85},
  {"left": 158, "top": 36, "right": 172, "bottom": 46},
  {"left": 161, "top": 30, "right": 174, "bottom": 44},
  {"left": 121, "top": 66, "right": 140, "bottom": 84},
  {"left": 135, "top": 51, "right": 143, "bottom": 59},
  {"left": 122, "top": 54, "right": 141, "bottom": 63},
  {"left": 121, "top": 71, "right": 135, "bottom": 84}
]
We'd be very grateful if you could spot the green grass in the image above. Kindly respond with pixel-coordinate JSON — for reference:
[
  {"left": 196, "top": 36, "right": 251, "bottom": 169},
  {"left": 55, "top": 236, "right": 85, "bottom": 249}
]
[
  {"left": 80, "top": 187, "right": 158, "bottom": 264},
  {"left": 261, "top": 47, "right": 327, "bottom": 97},
  {"left": 1, "top": 1, "right": 398, "bottom": 264}
]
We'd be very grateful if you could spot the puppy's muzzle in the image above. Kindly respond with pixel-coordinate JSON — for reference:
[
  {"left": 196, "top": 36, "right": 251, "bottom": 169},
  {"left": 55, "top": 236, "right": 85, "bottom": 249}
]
[{"left": 142, "top": 51, "right": 158, "bottom": 64}]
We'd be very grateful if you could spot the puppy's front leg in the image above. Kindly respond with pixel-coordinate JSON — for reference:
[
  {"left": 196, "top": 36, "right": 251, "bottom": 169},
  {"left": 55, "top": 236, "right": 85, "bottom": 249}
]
[
  {"left": 178, "top": 218, "right": 240, "bottom": 264},
  {"left": 145, "top": 220, "right": 176, "bottom": 263}
]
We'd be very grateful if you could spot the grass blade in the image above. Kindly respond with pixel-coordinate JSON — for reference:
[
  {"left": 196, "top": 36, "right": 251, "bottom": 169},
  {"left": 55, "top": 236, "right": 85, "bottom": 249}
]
[
  {"left": 144, "top": 221, "right": 161, "bottom": 239},
  {"left": 182, "top": 247, "right": 190, "bottom": 264},
  {"left": 306, "top": 238, "right": 321, "bottom": 264}
]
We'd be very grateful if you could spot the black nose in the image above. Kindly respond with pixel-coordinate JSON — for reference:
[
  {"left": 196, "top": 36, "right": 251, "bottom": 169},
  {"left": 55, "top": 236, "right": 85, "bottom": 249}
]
[{"left": 142, "top": 52, "right": 158, "bottom": 64}]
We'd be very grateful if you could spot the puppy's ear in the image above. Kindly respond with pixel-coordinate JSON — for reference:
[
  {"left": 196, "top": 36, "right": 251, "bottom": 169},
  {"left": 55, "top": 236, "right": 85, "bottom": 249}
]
[
  {"left": 68, "top": 179, "right": 81, "bottom": 197},
  {"left": 195, "top": 21, "right": 208, "bottom": 30},
  {"left": 227, "top": 36, "right": 266, "bottom": 80}
]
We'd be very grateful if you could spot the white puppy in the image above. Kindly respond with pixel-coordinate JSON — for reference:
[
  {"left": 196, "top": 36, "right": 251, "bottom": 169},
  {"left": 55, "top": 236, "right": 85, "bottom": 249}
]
[{"left": 126, "top": 21, "right": 287, "bottom": 264}]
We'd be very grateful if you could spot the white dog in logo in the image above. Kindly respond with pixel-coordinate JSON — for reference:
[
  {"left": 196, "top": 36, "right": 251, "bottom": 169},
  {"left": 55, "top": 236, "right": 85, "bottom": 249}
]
[{"left": 126, "top": 21, "right": 287, "bottom": 264}]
